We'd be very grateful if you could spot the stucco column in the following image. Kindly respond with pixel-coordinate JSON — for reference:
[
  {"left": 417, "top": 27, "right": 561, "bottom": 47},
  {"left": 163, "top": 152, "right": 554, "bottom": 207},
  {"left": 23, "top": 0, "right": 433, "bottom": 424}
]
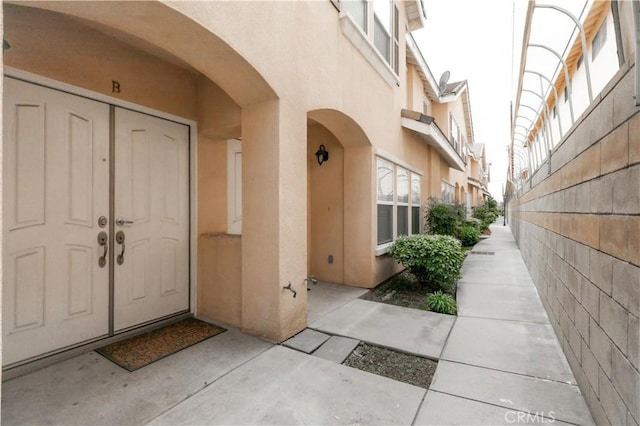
[
  {"left": 240, "top": 100, "right": 307, "bottom": 342},
  {"left": 343, "top": 145, "right": 375, "bottom": 287}
]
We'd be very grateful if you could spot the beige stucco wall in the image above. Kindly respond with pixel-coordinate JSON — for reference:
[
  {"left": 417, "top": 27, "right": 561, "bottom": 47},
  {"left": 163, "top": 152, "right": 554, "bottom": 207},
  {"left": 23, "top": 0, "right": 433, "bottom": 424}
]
[
  {"left": 198, "top": 234, "right": 242, "bottom": 326},
  {"left": 308, "top": 122, "right": 345, "bottom": 284},
  {"left": 3, "top": 4, "right": 254, "bottom": 331},
  {"left": 2, "top": 0, "right": 475, "bottom": 343},
  {"left": 3, "top": 5, "right": 198, "bottom": 119}
]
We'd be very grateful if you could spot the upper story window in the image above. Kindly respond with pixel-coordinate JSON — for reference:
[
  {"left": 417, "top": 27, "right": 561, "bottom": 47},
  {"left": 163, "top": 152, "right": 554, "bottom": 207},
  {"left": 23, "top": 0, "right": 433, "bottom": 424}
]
[
  {"left": 338, "top": 0, "right": 400, "bottom": 85},
  {"left": 373, "top": 0, "right": 400, "bottom": 74},
  {"left": 450, "top": 115, "right": 460, "bottom": 153},
  {"left": 591, "top": 21, "right": 607, "bottom": 61},
  {"left": 576, "top": 54, "right": 583, "bottom": 70},
  {"left": 441, "top": 181, "right": 455, "bottom": 204},
  {"left": 343, "top": 0, "right": 368, "bottom": 33}
]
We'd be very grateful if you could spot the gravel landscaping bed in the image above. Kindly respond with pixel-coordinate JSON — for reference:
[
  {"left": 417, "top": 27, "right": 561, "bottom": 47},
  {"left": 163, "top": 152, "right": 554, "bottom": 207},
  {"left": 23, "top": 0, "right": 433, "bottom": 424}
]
[
  {"left": 343, "top": 343, "right": 438, "bottom": 389},
  {"left": 360, "top": 271, "right": 451, "bottom": 311}
]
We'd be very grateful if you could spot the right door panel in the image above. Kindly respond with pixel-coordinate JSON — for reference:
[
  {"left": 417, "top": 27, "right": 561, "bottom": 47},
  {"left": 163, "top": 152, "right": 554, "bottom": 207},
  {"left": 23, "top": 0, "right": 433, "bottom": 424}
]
[{"left": 113, "top": 108, "right": 190, "bottom": 331}]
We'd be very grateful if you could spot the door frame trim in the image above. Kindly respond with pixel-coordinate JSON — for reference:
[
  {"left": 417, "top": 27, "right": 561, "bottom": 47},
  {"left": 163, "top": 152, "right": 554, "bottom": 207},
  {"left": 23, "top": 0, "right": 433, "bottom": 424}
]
[{"left": 4, "top": 66, "right": 199, "bottom": 325}]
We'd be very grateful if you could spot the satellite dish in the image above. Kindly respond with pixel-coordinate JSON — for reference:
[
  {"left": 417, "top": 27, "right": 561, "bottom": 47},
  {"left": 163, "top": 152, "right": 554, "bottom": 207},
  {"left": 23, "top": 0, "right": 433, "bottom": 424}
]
[{"left": 438, "top": 71, "right": 450, "bottom": 92}]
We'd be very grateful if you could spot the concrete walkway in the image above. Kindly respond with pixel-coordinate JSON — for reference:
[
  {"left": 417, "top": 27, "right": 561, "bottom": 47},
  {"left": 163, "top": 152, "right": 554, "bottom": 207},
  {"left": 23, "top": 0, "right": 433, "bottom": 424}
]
[
  {"left": 416, "top": 222, "right": 594, "bottom": 425},
  {"left": 1, "top": 222, "right": 594, "bottom": 425}
]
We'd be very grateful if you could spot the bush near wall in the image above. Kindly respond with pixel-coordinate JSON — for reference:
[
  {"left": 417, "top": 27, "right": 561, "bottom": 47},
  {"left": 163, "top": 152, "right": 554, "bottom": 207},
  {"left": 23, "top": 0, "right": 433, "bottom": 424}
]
[
  {"left": 471, "top": 205, "right": 498, "bottom": 232},
  {"left": 425, "top": 198, "right": 480, "bottom": 246},
  {"left": 387, "top": 234, "right": 464, "bottom": 292}
]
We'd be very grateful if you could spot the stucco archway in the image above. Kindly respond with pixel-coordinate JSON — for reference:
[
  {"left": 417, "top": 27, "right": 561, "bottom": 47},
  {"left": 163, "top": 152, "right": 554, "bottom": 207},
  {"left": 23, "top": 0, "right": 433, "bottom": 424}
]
[
  {"left": 306, "top": 109, "right": 373, "bottom": 288},
  {"left": 8, "top": 1, "right": 277, "bottom": 108},
  {"left": 2, "top": 2, "right": 298, "bottom": 356}
]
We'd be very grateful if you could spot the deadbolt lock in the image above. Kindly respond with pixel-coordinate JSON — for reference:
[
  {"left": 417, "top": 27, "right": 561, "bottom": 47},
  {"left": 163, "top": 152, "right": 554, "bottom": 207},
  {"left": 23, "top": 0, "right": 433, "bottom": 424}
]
[{"left": 98, "top": 216, "right": 108, "bottom": 228}]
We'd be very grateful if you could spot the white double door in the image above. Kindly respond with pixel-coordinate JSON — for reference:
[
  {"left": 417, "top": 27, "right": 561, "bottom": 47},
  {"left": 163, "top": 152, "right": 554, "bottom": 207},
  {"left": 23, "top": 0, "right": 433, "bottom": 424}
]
[{"left": 3, "top": 78, "right": 190, "bottom": 366}]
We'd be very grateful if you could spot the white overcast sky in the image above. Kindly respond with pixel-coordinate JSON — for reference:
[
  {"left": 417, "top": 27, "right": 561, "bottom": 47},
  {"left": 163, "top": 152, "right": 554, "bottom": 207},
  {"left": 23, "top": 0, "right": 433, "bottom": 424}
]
[{"left": 413, "top": 0, "right": 589, "bottom": 201}]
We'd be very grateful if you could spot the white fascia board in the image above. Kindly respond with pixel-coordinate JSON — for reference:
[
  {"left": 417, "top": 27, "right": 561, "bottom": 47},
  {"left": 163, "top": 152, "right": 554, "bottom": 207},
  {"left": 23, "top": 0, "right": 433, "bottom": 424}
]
[{"left": 401, "top": 117, "right": 465, "bottom": 171}]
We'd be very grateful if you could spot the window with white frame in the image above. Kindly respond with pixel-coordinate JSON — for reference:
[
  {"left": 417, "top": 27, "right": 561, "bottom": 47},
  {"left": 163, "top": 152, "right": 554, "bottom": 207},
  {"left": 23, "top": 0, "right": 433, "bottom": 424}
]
[
  {"left": 411, "top": 174, "right": 421, "bottom": 234},
  {"left": 461, "top": 136, "right": 468, "bottom": 164},
  {"left": 373, "top": 0, "right": 399, "bottom": 74},
  {"left": 228, "top": 139, "right": 242, "bottom": 234},
  {"left": 591, "top": 21, "right": 607, "bottom": 61},
  {"left": 396, "top": 167, "right": 409, "bottom": 236},
  {"left": 441, "top": 180, "right": 455, "bottom": 204},
  {"left": 343, "top": 0, "right": 368, "bottom": 33},
  {"left": 450, "top": 115, "right": 460, "bottom": 153},
  {"left": 377, "top": 157, "right": 422, "bottom": 247},
  {"left": 377, "top": 158, "right": 394, "bottom": 245}
]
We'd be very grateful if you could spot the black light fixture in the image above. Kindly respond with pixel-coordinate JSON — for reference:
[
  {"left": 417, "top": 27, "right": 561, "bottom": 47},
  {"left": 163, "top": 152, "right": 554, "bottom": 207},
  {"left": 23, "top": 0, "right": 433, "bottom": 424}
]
[{"left": 315, "top": 144, "right": 329, "bottom": 165}]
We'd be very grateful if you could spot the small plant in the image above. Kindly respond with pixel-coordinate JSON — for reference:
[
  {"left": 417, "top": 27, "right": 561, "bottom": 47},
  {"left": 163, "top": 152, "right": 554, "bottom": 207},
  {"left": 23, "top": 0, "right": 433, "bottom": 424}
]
[
  {"left": 387, "top": 234, "right": 464, "bottom": 290},
  {"left": 426, "top": 291, "right": 457, "bottom": 314}
]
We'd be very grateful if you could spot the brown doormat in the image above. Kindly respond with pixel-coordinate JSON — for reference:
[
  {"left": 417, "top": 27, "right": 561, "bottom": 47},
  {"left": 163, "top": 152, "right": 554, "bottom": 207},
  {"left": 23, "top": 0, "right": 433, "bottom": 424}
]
[{"left": 96, "top": 318, "right": 226, "bottom": 371}]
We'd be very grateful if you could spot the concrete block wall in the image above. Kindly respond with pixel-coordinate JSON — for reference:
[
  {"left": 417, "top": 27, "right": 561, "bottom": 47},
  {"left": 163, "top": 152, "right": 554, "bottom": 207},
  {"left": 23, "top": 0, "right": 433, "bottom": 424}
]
[{"left": 508, "top": 59, "right": 639, "bottom": 426}]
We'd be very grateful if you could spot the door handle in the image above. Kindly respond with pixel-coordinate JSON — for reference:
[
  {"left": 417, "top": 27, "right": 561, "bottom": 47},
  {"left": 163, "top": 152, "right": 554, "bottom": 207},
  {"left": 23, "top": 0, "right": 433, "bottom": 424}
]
[
  {"left": 115, "top": 218, "right": 134, "bottom": 226},
  {"left": 97, "top": 231, "right": 108, "bottom": 268},
  {"left": 116, "top": 230, "right": 126, "bottom": 265}
]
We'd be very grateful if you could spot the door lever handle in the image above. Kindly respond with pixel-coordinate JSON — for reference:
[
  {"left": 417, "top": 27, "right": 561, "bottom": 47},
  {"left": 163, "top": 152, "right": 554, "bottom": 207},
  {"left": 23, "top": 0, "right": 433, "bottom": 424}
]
[
  {"left": 115, "top": 218, "right": 134, "bottom": 226},
  {"left": 97, "top": 231, "right": 108, "bottom": 268},
  {"left": 117, "top": 243, "right": 126, "bottom": 265},
  {"left": 115, "top": 230, "right": 126, "bottom": 265}
]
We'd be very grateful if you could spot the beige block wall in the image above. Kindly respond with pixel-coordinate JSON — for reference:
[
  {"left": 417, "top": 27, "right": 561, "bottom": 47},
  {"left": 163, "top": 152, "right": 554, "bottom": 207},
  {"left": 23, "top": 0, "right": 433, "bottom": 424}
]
[{"left": 508, "top": 60, "right": 639, "bottom": 426}]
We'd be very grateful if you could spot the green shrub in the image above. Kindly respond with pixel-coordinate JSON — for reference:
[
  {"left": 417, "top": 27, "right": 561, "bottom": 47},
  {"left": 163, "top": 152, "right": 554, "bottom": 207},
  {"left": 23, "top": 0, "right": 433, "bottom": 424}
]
[
  {"left": 456, "top": 225, "right": 480, "bottom": 246},
  {"left": 425, "top": 198, "right": 465, "bottom": 237},
  {"left": 472, "top": 205, "right": 497, "bottom": 232},
  {"left": 463, "top": 218, "right": 482, "bottom": 232},
  {"left": 426, "top": 291, "right": 457, "bottom": 315},
  {"left": 387, "top": 234, "right": 464, "bottom": 290},
  {"left": 486, "top": 195, "right": 501, "bottom": 216}
]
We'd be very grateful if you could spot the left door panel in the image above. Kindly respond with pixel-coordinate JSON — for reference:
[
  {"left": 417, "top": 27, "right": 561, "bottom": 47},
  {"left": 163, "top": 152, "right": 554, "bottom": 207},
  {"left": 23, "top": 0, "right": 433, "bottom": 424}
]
[{"left": 3, "top": 78, "right": 110, "bottom": 366}]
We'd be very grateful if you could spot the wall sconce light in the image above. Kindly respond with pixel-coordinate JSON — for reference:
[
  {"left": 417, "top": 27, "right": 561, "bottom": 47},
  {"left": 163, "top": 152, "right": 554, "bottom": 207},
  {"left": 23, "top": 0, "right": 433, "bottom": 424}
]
[{"left": 315, "top": 144, "right": 329, "bottom": 165}]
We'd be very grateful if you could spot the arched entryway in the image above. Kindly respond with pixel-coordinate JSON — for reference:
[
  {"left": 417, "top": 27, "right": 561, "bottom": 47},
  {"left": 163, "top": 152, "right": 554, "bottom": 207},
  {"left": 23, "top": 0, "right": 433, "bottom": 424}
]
[
  {"left": 306, "top": 109, "right": 372, "bottom": 287},
  {"left": 2, "top": 2, "right": 287, "bottom": 367}
]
